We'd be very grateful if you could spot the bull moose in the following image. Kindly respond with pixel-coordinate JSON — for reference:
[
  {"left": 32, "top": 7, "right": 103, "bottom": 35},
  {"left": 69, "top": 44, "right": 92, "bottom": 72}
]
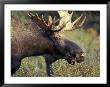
[{"left": 11, "top": 11, "right": 86, "bottom": 76}]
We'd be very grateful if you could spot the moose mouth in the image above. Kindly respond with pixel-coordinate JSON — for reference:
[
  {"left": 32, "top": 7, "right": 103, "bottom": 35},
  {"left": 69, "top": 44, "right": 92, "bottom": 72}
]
[
  {"left": 67, "top": 53, "right": 85, "bottom": 65},
  {"left": 70, "top": 58, "right": 76, "bottom": 65},
  {"left": 67, "top": 57, "right": 76, "bottom": 65}
]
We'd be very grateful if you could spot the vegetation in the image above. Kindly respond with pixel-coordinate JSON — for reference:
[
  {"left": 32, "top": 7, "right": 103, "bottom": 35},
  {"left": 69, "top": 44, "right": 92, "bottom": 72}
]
[{"left": 12, "top": 11, "right": 100, "bottom": 77}]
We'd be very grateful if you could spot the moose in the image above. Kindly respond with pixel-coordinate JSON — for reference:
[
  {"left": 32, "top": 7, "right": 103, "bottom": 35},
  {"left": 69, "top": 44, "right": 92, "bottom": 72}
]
[{"left": 11, "top": 11, "right": 86, "bottom": 76}]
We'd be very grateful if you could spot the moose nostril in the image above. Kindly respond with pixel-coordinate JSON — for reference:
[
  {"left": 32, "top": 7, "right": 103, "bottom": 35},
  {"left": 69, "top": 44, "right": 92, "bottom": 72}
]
[{"left": 81, "top": 53, "right": 85, "bottom": 57}]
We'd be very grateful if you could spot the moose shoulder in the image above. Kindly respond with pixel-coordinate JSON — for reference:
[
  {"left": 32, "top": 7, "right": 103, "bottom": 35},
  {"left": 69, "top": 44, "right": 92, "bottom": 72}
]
[{"left": 11, "top": 11, "right": 86, "bottom": 76}]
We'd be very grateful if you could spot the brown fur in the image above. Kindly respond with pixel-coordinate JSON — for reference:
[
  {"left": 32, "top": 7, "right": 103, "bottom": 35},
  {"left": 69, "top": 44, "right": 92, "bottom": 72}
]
[{"left": 11, "top": 16, "right": 56, "bottom": 58}]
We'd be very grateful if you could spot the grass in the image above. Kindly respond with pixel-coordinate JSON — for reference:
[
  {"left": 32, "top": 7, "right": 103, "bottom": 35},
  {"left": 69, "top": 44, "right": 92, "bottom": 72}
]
[{"left": 12, "top": 28, "right": 100, "bottom": 77}]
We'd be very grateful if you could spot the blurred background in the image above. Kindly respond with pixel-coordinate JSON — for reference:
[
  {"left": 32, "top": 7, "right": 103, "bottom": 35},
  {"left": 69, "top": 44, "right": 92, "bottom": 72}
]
[{"left": 11, "top": 11, "right": 100, "bottom": 77}]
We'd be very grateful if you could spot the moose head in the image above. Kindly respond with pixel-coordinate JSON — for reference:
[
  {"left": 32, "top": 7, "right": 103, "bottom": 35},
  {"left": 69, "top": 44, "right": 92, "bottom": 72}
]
[{"left": 11, "top": 11, "right": 86, "bottom": 76}]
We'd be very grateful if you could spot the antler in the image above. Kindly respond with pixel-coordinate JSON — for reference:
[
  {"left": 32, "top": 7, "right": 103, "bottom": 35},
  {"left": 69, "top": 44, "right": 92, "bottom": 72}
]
[
  {"left": 28, "top": 12, "right": 52, "bottom": 30},
  {"left": 28, "top": 11, "right": 85, "bottom": 32},
  {"left": 72, "top": 13, "right": 86, "bottom": 30},
  {"left": 58, "top": 11, "right": 86, "bottom": 31},
  {"left": 28, "top": 12, "right": 66, "bottom": 32}
]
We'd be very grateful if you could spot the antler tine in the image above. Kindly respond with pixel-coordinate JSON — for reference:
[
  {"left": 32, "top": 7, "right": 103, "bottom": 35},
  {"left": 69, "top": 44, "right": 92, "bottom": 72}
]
[
  {"left": 72, "top": 13, "right": 86, "bottom": 30},
  {"left": 28, "top": 12, "right": 52, "bottom": 30},
  {"left": 53, "top": 16, "right": 56, "bottom": 23},
  {"left": 53, "top": 16, "right": 65, "bottom": 27},
  {"left": 51, "top": 19, "right": 70, "bottom": 32},
  {"left": 36, "top": 13, "right": 39, "bottom": 17},
  {"left": 48, "top": 16, "right": 53, "bottom": 26},
  {"left": 79, "top": 15, "right": 86, "bottom": 27},
  {"left": 70, "top": 11, "right": 73, "bottom": 17},
  {"left": 41, "top": 14, "right": 48, "bottom": 26},
  {"left": 28, "top": 11, "right": 35, "bottom": 17}
]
